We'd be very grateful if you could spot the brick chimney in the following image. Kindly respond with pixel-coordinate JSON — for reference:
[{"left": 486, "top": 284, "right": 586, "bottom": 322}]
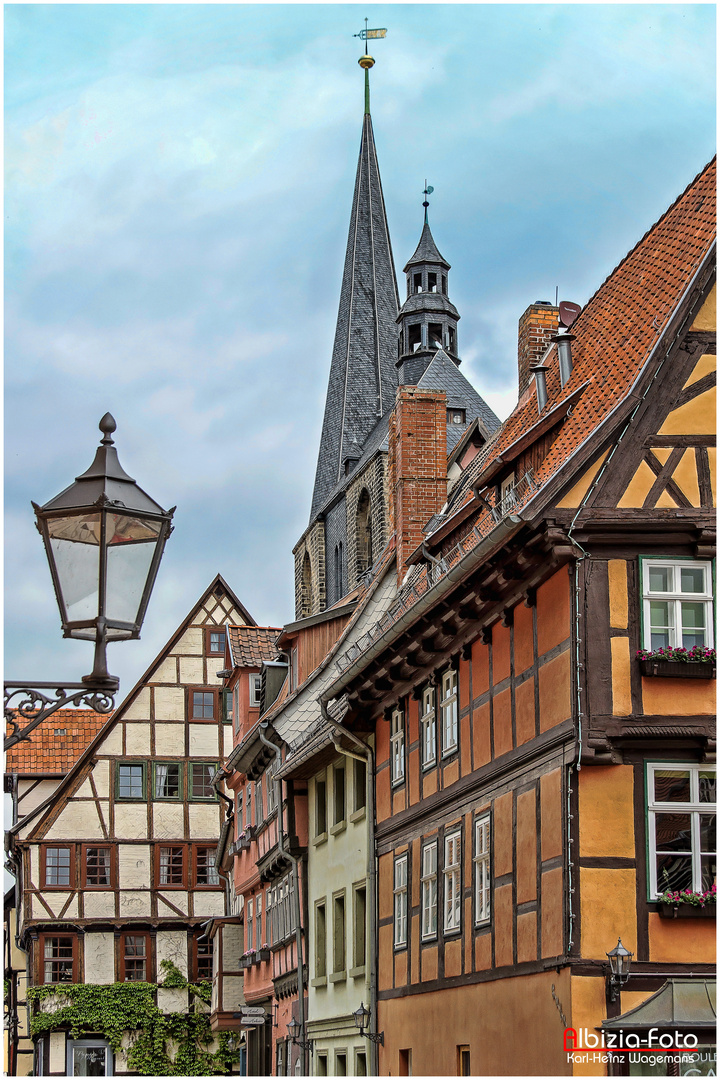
[
  {"left": 388, "top": 386, "right": 448, "bottom": 586},
  {"left": 518, "top": 302, "right": 559, "bottom": 397}
]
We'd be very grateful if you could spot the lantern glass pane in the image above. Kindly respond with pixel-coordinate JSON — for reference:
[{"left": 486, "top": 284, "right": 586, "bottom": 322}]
[
  {"left": 49, "top": 515, "right": 101, "bottom": 623},
  {"left": 105, "top": 515, "right": 159, "bottom": 626}
]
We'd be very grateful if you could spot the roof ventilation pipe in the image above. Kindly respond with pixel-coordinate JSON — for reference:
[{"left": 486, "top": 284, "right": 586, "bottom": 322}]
[
  {"left": 530, "top": 364, "right": 549, "bottom": 413},
  {"left": 553, "top": 331, "right": 576, "bottom": 388}
]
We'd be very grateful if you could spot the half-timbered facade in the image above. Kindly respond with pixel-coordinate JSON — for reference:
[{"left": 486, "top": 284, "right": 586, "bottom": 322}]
[{"left": 8, "top": 575, "right": 252, "bottom": 1075}]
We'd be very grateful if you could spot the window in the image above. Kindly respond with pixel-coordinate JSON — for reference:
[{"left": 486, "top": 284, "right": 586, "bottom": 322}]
[
  {"left": 420, "top": 686, "right": 436, "bottom": 767},
  {"left": 236, "top": 792, "right": 244, "bottom": 836},
  {"left": 246, "top": 898, "right": 254, "bottom": 952},
  {"left": 474, "top": 814, "right": 491, "bottom": 924},
  {"left": 221, "top": 689, "right": 233, "bottom": 723},
  {"left": 116, "top": 762, "right": 145, "bottom": 800},
  {"left": 153, "top": 762, "right": 182, "bottom": 800},
  {"left": 355, "top": 490, "right": 373, "bottom": 575},
  {"left": 413, "top": 272, "right": 422, "bottom": 293},
  {"left": 316, "top": 1054, "right": 328, "bottom": 1077},
  {"left": 315, "top": 900, "right": 327, "bottom": 979},
  {"left": 301, "top": 553, "right": 313, "bottom": 617},
  {"left": 399, "top": 1049, "right": 412, "bottom": 1076},
  {"left": 246, "top": 785, "right": 253, "bottom": 829},
  {"left": 41, "top": 934, "right": 76, "bottom": 983},
  {"left": 441, "top": 670, "right": 458, "bottom": 754},
  {"left": 256, "top": 892, "right": 263, "bottom": 950},
  {"left": 355, "top": 1051, "right": 367, "bottom": 1076},
  {"left": 447, "top": 325, "right": 456, "bottom": 353},
  {"left": 642, "top": 559, "right": 714, "bottom": 650},
  {"left": 447, "top": 407, "right": 466, "bottom": 426},
  {"left": 189, "top": 688, "right": 217, "bottom": 720},
  {"left": 191, "top": 762, "right": 217, "bottom": 800},
  {"left": 316, "top": 777, "right": 327, "bottom": 837},
  {"left": 421, "top": 842, "right": 438, "bottom": 940},
  {"left": 267, "top": 888, "right": 274, "bottom": 946},
  {"left": 291, "top": 646, "right": 298, "bottom": 691},
  {"left": 335, "top": 1052, "right": 347, "bottom": 1076},
  {"left": 194, "top": 846, "right": 220, "bottom": 887},
  {"left": 647, "top": 763, "right": 716, "bottom": 896},
  {"left": 120, "top": 934, "right": 149, "bottom": 982},
  {"left": 82, "top": 845, "right": 113, "bottom": 889},
  {"left": 394, "top": 855, "right": 408, "bottom": 948},
  {"left": 334, "top": 765, "right": 346, "bottom": 825},
  {"left": 67, "top": 1040, "right": 113, "bottom": 1077},
  {"left": 157, "top": 846, "right": 185, "bottom": 887},
  {"left": 442, "top": 275, "right": 447, "bottom": 295},
  {"left": 206, "top": 628, "right": 225, "bottom": 655},
  {"left": 233, "top": 684, "right": 240, "bottom": 732},
  {"left": 444, "top": 832, "right": 461, "bottom": 933},
  {"left": 353, "top": 759, "right": 367, "bottom": 812},
  {"left": 458, "top": 1046, "right": 471, "bottom": 1076},
  {"left": 353, "top": 885, "right": 366, "bottom": 970},
  {"left": 390, "top": 708, "right": 405, "bottom": 784},
  {"left": 429, "top": 322, "right": 443, "bottom": 350},
  {"left": 428, "top": 272, "right": 437, "bottom": 293},
  {"left": 332, "top": 892, "right": 346, "bottom": 974},
  {"left": 266, "top": 763, "right": 277, "bottom": 814},
  {"left": 250, "top": 673, "right": 263, "bottom": 708},
  {"left": 191, "top": 935, "right": 213, "bottom": 981},
  {"left": 42, "top": 846, "right": 73, "bottom": 888},
  {"left": 255, "top": 779, "right": 264, "bottom": 825}
]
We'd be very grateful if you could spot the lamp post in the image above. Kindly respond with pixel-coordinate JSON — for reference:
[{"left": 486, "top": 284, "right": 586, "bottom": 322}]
[
  {"left": 5, "top": 414, "right": 174, "bottom": 750},
  {"left": 606, "top": 937, "right": 633, "bottom": 1001},
  {"left": 353, "top": 1001, "right": 384, "bottom": 1045},
  {"left": 287, "top": 1016, "right": 313, "bottom": 1053}
]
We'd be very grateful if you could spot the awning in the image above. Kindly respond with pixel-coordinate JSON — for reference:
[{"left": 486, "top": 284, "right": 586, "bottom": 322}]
[{"left": 603, "top": 979, "right": 716, "bottom": 1029}]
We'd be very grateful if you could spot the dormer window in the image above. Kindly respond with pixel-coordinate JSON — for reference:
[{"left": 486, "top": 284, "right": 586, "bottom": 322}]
[
  {"left": 428, "top": 272, "right": 437, "bottom": 293},
  {"left": 447, "top": 408, "right": 466, "bottom": 426},
  {"left": 413, "top": 273, "right": 423, "bottom": 294}
]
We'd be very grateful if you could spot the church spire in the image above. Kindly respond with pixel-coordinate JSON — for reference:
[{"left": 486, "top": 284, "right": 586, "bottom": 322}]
[{"left": 309, "top": 52, "right": 400, "bottom": 521}]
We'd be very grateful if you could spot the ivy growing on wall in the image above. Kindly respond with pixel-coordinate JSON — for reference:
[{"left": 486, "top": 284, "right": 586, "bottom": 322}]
[{"left": 28, "top": 961, "right": 237, "bottom": 1076}]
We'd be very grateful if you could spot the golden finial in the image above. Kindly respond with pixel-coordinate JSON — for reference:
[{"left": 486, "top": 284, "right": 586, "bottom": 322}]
[
  {"left": 353, "top": 20, "right": 386, "bottom": 113},
  {"left": 359, "top": 54, "right": 375, "bottom": 69}
]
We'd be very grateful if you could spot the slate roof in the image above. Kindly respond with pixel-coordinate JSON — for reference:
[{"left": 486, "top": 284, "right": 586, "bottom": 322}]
[
  {"left": 5, "top": 709, "right": 110, "bottom": 775},
  {"left": 228, "top": 626, "right": 281, "bottom": 669},
  {"left": 403, "top": 221, "right": 451, "bottom": 272},
  {"left": 417, "top": 349, "right": 502, "bottom": 450},
  {"left": 309, "top": 107, "right": 400, "bottom": 520}
]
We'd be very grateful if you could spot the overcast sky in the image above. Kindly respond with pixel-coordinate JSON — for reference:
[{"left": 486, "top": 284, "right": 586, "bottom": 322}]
[{"left": 5, "top": 3, "right": 716, "bottom": 702}]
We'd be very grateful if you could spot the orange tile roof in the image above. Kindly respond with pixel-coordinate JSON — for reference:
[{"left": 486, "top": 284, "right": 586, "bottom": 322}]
[
  {"left": 5, "top": 709, "right": 110, "bottom": 775},
  {"left": 228, "top": 626, "right": 281, "bottom": 669}
]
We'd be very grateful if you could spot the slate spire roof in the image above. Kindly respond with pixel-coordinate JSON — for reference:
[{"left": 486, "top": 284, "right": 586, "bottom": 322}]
[
  {"left": 403, "top": 220, "right": 451, "bottom": 272},
  {"left": 309, "top": 101, "right": 400, "bottom": 521}
]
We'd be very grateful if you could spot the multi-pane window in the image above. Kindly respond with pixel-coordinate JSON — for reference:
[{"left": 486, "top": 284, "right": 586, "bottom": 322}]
[
  {"left": 191, "top": 690, "right": 215, "bottom": 719},
  {"left": 158, "top": 846, "right": 184, "bottom": 886},
  {"left": 444, "top": 832, "right": 461, "bottom": 933},
  {"left": 421, "top": 842, "right": 438, "bottom": 939},
  {"left": 315, "top": 901, "right": 327, "bottom": 978},
  {"left": 246, "top": 785, "right": 253, "bottom": 829},
  {"left": 250, "top": 674, "right": 262, "bottom": 708},
  {"left": 420, "top": 686, "right": 436, "bottom": 767},
  {"left": 43, "top": 936, "right": 74, "bottom": 983},
  {"left": 393, "top": 855, "right": 408, "bottom": 947},
  {"left": 195, "top": 847, "right": 220, "bottom": 887},
  {"left": 246, "top": 899, "right": 254, "bottom": 952},
  {"left": 266, "top": 764, "right": 276, "bottom": 814},
  {"left": 191, "top": 763, "right": 216, "bottom": 800},
  {"left": 642, "top": 559, "right": 714, "bottom": 650},
  {"left": 122, "top": 935, "right": 148, "bottom": 981},
  {"left": 236, "top": 793, "right": 244, "bottom": 835},
  {"left": 390, "top": 708, "right": 405, "bottom": 784},
  {"left": 45, "top": 847, "right": 71, "bottom": 887},
  {"left": 441, "top": 671, "right": 458, "bottom": 754},
  {"left": 117, "top": 763, "right": 144, "bottom": 799},
  {"left": 316, "top": 778, "right": 327, "bottom": 837},
  {"left": 154, "top": 763, "right": 181, "bottom": 799},
  {"left": 266, "top": 889, "right": 274, "bottom": 946},
  {"left": 233, "top": 684, "right": 240, "bottom": 732},
  {"left": 334, "top": 765, "right": 346, "bottom": 825},
  {"left": 207, "top": 629, "right": 225, "bottom": 654},
  {"left": 353, "top": 885, "right": 366, "bottom": 969},
  {"left": 647, "top": 763, "right": 716, "bottom": 896},
  {"left": 332, "top": 892, "right": 346, "bottom": 973},
  {"left": 256, "top": 892, "right": 263, "bottom": 949},
  {"left": 354, "top": 759, "right": 367, "bottom": 812},
  {"left": 85, "top": 847, "right": 111, "bottom": 887},
  {"left": 474, "top": 815, "right": 491, "bottom": 924},
  {"left": 255, "top": 779, "right": 264, "bottom": 825},
  {"left": 195, "top": 939, "right": 213, "bottom": 981}
]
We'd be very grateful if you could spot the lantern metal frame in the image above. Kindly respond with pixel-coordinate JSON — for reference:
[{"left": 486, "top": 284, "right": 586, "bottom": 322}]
[
  {"left": 5, "top": 414, "right": 174, "bottom": 751},
  {"left": 606, "top": 937, "right": 634, "bottom": 1001},
  {"left": 353, "top": 1001, "right": 384, "bottom": 1045},
  {"left": 286, "top": 1016, "right": 313, "bottom": 1052}
]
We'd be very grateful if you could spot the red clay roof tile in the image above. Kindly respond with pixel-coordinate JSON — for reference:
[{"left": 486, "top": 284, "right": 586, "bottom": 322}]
[
  {"left": 228, "top": 626, "right": 281, "bottom": 669},
  {"left": 5, "top": 709, "right": 110, "bottom": 775}
]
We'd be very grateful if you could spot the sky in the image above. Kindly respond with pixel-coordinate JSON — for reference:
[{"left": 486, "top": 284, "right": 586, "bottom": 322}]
[{"left": 4, "top": 3, "right": 716, "bottom": 704}]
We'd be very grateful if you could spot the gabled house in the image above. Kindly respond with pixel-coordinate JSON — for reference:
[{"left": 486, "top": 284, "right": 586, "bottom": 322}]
[{"left": 7, "top": 574, "right": 252, "bottom": 1076}]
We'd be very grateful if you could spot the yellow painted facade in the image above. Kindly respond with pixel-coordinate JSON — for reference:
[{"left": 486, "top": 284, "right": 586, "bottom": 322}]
[
  {"left": 689, "top": 284, "right": 716, "bottom": 331},
  {"left": 579, "top": 868, "right": 638, "bottom": 960},
  {"left": 683, "top": 351, "right": 716, "bottom": 388},
  {"left": 670, "top": 446, "right": 701, "bottom": 504},
  {"left": 578, "top": 767, "right": 635, "bottom": 859},
  {"left": 557, "top": 451, "right": 609, "bottom": 508},
  {"left": 658, "top": 386, "right": 715, "bottom": 436},
  {"left": 607, "top": 560, "right": 628, "bottom": 628},
  {"left": 617, "top": 459, "right": 656, "bottom": 508},
  {"left": 610, "top": 637, "right": 632, "bottom": 715}
]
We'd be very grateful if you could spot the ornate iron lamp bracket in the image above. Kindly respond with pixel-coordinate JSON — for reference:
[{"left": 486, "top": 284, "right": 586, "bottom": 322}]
[{"left": 4, "top": 681, "right": 116, "bottom": 751}]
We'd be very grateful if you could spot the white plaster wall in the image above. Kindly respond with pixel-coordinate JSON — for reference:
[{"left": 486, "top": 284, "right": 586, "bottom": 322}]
[
  {"left": 158, "top": 892, "right": 188, "bottom": 916},
  {"left": 97, "top": 725, "right": 122, "bottom": 756},
  {"left": 189, "top": 725, "right": 219, "bottom": 758},
  {"left": 18, "top": 779, "right": 60, "bottom": 819},
  {"left": 192, "top": 893, "right": 226, "bottom": 918},
  {"left": 226, "top": 606, "right": 246, "bottom": 625},
  {"left": 205, "top": 657, "right": 224, "bottom": 681},
  {"left": 223, "top": 727, "right": 234, "bottom": 757},
  {"left": 92, "top": 760, "right": 110, "bottom": 797},
  {"left": 119, "top": 890, "right": 152, "bottom": 916},
  {"left": 157, "top": 987, "right": 189, "bottom": 1014},
  {"left": 84, "top": 932, "right": 115, "bottom": 984},
  {"left": 75, "top": 779, "right": 93, "bottom": 798},
  {"left": 188, "top": 803, "right": 221, "bottom": 838},
  {"left": 157, "top": 930, "right": 188, "bottom": 976},
  {"left": 118, "top": 844, "right": 151, "bottom": 887},
  {"left": 30, "top": 847, "right": 39, "bottom": 888},
  {"left": 173, "top": 628, "right": 203, "bottom": 655},
  {"left": 45, "top": 800, "right": 104, "bottom": 840},
  {"left": 222, "top": 974, "right": 245, "bottom": 1012},
  {"left": 154, "top": 686, "right": 186, "bottom": 720},
  {"left": 152, "top": 802, "right": 184, "bottom": 839},
  {"left": 154, "top": 723, "right": 184, "bottom": 756},
  {"left": 114, "top": 803, "right": 148, "bottom": 840},
  {"left": 96, "top": 799, "right": 110, "bottom": 835},
  {"left": 33, "top": 893, "right": 68, "bottom": 919},
  {"left": 124, "top": 686, "right": 151, "bottom": 720},
  {"left": 83, "top": 892, "right": 116, "bottom": 919},
  {"left": 153, "top": 657, "right": 178, "bottom": 683},
  {"left": 125, "top": 723, "right": 151, "bottom": 755},
  {"left": 61, "top": 895, "right": 79, "bottom": 919},
  {"left": 179, "top": 656, "right": 204, "bottom": 685},
  {"left": 49, "top": 1032, "right": 65, "bottom": 1072}
]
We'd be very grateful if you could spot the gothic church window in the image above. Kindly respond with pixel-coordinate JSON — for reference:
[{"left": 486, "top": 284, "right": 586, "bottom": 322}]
[
  {"left": 301, "top": 552, "right": 312, "bottom": 616},
  {"left": 356, "top": 490, "right": 373, "bottom": 575}
]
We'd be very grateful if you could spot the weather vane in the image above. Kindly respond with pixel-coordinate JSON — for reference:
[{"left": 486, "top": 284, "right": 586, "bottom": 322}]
[
  {"left": 354, "top": 19, "right": 388, "bottom": 113},
  {"left": 423, "top": 180, "right": 434, "bottom": 224},
  {"left": 354, "top": 18, "right": 388, "bottom": 45}
]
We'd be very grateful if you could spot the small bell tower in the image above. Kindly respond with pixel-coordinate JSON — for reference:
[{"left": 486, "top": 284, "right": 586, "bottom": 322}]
[{"left": 396, "top": 185, "right": 461, "bottom": 385}]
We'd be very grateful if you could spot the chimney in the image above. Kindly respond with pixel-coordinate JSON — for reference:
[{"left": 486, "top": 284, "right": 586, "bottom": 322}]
[
  {"left": 517, "top": 302, "right": 559, "bottom": 397},
  {"left": 388, "top": 386, "right": 448, "bottom": 586}
]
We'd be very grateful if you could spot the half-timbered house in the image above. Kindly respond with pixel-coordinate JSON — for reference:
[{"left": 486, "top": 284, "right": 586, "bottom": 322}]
[{"left": 7, "top": 575, "right": 252, "bottom": 1076}]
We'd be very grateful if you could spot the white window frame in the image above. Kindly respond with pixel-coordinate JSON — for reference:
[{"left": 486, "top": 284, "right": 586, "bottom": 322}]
[
  {"left": 250, "top": 673, "right": 263, "bottom": 708},
  {"left": 642, "top": 558, "right": 714, "bottom": 651},
  {"left": 246, "top": 898, "right": 253, "bottom": 953},
  {"left": 266, "top": 763, "right": 276, "bottom": 814},
  {"left": 393, "top": 854, "right": 408, "bottom": 948},
  {"left": 66, "top": 1040, "right": 113, "bottom": 1077},
  {"left": 420, "top": 686, "right": 436, "bottom": 768},
  {"left": 390, "top": 708, "right": 405, "bottom": 785},
  {"left": 256, "top": 891, "right": 263, "bottom": 950},
  {"left": 646, "top": 762, "right": 716, "bottom": 897},
  {"left": 441, "top": 670, "right": 458, "bottom": 755},
  {"left": 474, "top": 814, "right": 491, "bottom": 925},
  {"left": 444, "top": 831, "right": 461, "bottom": 934},
  {"left": 420, "top": 841, "right": 438, "bottom": 940}
]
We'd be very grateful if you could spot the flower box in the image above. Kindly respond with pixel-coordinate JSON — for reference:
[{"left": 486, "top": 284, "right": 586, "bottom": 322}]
[
  {"left": 657, "top": 902, "right": 716, "bottom": 919},
  {"left": 639, "top": 659, "right": 715, "bottom": 679},
  {"left": 239, "top": 956, "right": 252, "bottom": 969},
  {"left": 258, "top": 948, "right": 271, "bottom": 963}
]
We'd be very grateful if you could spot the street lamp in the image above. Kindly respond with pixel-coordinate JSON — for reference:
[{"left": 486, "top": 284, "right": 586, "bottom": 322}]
[
  {"left": 606, "top": 937, "right": 633, "bottom": 1001},
  {"left": 353, "top": 1002, "right": 384, "bottom": 1045},
  {"left": 5, "top": 414, "right": 174, "bottom": 750},
  {"left": 287, "top": 1017, "right": 313, "bottom": 1052}
]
